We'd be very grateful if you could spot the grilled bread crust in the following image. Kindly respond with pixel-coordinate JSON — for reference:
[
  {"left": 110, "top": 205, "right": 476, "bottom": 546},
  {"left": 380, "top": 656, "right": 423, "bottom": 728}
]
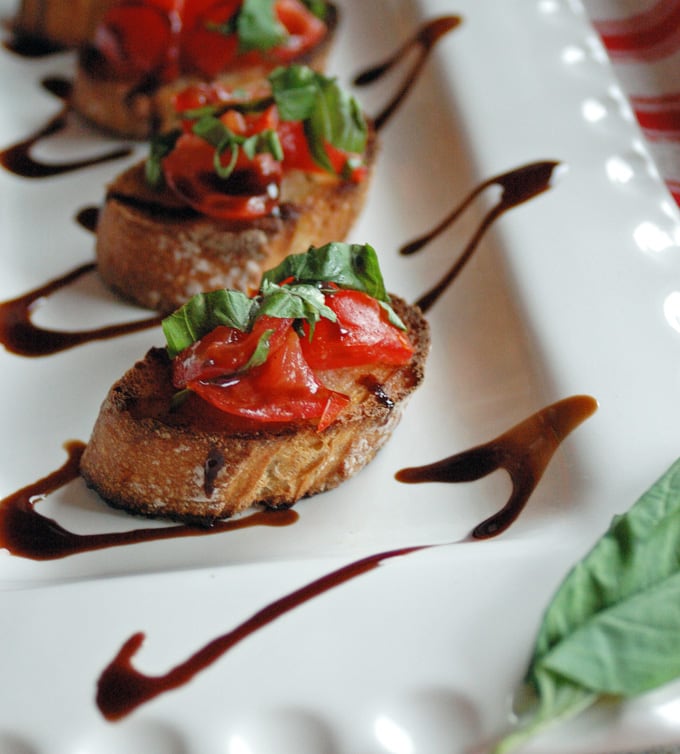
[
  {"left": 14, "top": 0, "right": 115, "bottom": 47},
  {"left": 70, "top": 5, "right": 339, "bottom": 139},
  {"left": 80, "top": 297, "right": 429, "bottom": 524},
  {"left": 94, "top": 133, "right": 377, "bottom": 314}
]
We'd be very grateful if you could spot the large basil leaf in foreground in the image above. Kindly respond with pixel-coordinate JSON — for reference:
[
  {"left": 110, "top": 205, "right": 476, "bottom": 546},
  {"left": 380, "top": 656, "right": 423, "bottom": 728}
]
[{"left": 494, "top": 457, "right": 680, "bottom": 752}]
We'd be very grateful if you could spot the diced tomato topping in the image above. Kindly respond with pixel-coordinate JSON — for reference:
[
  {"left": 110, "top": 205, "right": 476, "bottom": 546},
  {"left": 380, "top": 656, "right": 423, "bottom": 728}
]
[
  {"left": 301, "top": 290, "right": 414, "bottom": 370},
  {"left": 269, "top": 0, "right": 327, "bottom": 62},
  {"left": 276, "top": 120, "right": 366, "bottom": 182},
  {"left": 161, "top": 132, "right": 282, "bottom": 220},
  {"left": 92, "top": 0, "right": 327, "bottom": 80},
  {"left": 93, "top": 4, "right": 176, "bottom": 79},
  {"left": 179, "top": 0, "right": 242, "bottom": 78},
  {"left": 171, "top": 288, "right": 414, "bottom": 430},
  {"left": 173, "top": 317, "right": 350, "bottom": 429},
  {"left": 173, "top": 317, "right": 291, "bottom": 385}
]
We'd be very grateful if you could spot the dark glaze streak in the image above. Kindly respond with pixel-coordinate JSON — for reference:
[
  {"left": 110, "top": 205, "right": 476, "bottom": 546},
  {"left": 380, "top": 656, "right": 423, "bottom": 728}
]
[
  {"left": 41, "top": 75, "right": 72, "bottom": 100},
  {"left": 97, "top": 544, "right": 424, "bottom": 721},
  {"left": 76, "top": 206, "right": 100, "bottom": 233},
  {"left": 95, "top": 395, "right": 596, "bottom": 720},
  {"left": 0, "top": 77, "right": 132, "bottom": 178},
  {"left": 2, "top": 34, "right": 65, "bottom": 57},
  {"left": 0, "top": 264, "right": 160, "bottom": 357},
  {"left": 0, "top": 442, "right": 298, "bottom": 561},
  {"left": 353, "top": 16, "right": 462, "bottom": 131},
  {"left": 396, "top": 395, "right": 598, "bottom": 538},
  {"left": 402, "top": 161, "right": 561, "bottom": 313}
]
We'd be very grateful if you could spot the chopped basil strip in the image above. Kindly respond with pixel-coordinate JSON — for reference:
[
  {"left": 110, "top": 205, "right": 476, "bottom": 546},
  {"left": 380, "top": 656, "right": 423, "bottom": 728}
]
[
  {"left": 259, "top": 279, "right": 336, "bottom": 339},
  {"left": 301, "top": 0, "right": 327, "bottom": 19},
  {"left": 148, "top": 64, "right": 365, "bottom": 188},
  {"left": 242, "top": 327, "right": 276, "bottom": 371},
  {"left": 270, "top": 65, "right": 368, "bottom": 173},
  {"left": 190, "top": 114, "right": 283, "bottom": 180},
  {"left": 162, "top": 243, "right": 404, "bottom": 359},
  {"left": 146, "top": 129, "right": 181, "bottom": 187},
  {"left": 263, "top": 242, "right": 405, "bottom": 329},
  {"left": 493, "top": 457, "right": 680, "bottom": 752}
]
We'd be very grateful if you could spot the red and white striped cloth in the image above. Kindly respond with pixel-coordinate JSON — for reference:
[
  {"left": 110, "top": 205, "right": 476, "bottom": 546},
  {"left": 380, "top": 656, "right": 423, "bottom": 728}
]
[{"left": 584, "top": 0, "right": 680, "bottom": 206}]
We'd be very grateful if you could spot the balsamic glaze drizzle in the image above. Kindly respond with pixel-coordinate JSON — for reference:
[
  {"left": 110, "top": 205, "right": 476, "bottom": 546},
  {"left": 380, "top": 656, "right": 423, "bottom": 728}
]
[
  {"left": 403, "top": 160, "right": 561, "bottom": 313},
  {"left": 0, "top": 441, "right": 298, "bottom": 561},
  {"left": 97, "top": 544, "right": 425, "bottom": 721},
  {"left": 354, "top": 16, "right": 463, "bottom": 131},
  {"left": 92, "top": 395, "right": 595, "bottom": 719},
  {"left": 0, "top": 264, "right": 160, "bottom": 357},
  {"left": 0, "top": 12, "right": 591, "bottom": 724},
  {"left": 397, "top": 395, "right": 598, "bottom": 538},
  {"left": 2, "top": 34, "right": 65, "bottom": 58},
  {"left": 0, "top": 77, "right": 132, "bottom": 178}
]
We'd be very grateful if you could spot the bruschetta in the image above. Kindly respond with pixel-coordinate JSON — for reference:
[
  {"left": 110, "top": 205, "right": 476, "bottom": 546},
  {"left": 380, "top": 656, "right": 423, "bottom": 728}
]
[
  {"left": 80, "top": 243, "right": 430, "bottom": 523},
  {"left": 95, "top": 64, "right": 376, "bottom": 314},
  {"left": 70, "top": 0, "right": 338, "bottom": 138},
  {"left": 13, "top": 0, "right": 115, "bottom": 48}
]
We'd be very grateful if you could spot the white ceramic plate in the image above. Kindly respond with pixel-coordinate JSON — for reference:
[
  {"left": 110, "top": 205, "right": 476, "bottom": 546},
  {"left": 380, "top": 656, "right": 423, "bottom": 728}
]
[{"left": 2, "top": 0, "right": 680, "bottom": 751}]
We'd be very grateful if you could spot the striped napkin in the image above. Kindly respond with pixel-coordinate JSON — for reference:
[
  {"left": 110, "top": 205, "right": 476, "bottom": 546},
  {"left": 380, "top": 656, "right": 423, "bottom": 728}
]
[{"left": 583, "top": 0, "right": 680, "bottom": 207}]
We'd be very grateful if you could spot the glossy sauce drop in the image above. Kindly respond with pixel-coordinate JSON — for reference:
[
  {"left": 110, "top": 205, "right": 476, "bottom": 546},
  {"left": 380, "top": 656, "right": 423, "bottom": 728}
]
[
  {"left": 403, "top": 160, "right": 562, "bottom": 312},
  {"left": 0, "top": 264, "right": 161, "bottom": 357},
  {"left": 396, "top": 395, "right": 598, "bottom": 538},
  {"left": 0, "top": 442, "right": 298, "bottom": 561},
  {"left": 354, "top": 16, "right": 462, "bottom": 131},
  {"left": 94, "top": 395, "right": 596, "bottom": 719}
]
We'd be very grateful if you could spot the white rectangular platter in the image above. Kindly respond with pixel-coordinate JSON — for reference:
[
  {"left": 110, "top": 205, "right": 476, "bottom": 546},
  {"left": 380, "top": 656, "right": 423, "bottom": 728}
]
[{"left": 2, "top": 0, "right": 680, "bottom": 751}]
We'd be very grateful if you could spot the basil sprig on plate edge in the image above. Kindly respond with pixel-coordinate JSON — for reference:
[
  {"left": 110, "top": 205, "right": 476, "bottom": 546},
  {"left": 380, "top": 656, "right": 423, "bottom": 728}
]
[
  {"left": 494, "top": 458, "right": 680, "bottom": 751},
  {"left": 162, "top": 242, "right": 404, "bottom": 360}
]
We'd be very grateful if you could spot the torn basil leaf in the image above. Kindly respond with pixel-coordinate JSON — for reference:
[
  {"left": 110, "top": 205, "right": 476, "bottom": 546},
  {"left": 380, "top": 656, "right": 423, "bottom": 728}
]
[
  {"left": 146, "top": 129, "right": 181, "bottom": 187},
  {"left": 163, "top": 289, "right": 255, "bottom": 359},
  {"left": 237, "top": 0, "right": 287, "bottom": 52},
  {"left": 270, "top": 65, "right": 368, "bottom": 173},
  {"left": 493, "top": 457, "right": 680, "bottom": 752}
]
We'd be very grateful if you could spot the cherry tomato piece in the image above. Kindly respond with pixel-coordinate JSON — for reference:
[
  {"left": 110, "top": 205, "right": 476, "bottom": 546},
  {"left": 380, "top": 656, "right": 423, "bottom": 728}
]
[
  {"left": 162, "top": 133, "right": 282, "bottom": 220},
  {"left": 301, "top": 290, "right": 414, "bottom": 370},
  {"left": 175, "top": 318, "right": 350, "bottom": 427}
]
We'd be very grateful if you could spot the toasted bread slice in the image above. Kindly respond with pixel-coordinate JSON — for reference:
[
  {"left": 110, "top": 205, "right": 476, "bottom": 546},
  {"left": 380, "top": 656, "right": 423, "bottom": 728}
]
[
  {"left": 70, "top": 5, "right": 338, "bottom": 139},
  {"left": 80, "top": 296, "right": 429, "bottom": 523},
  {"left": 95, "top": 134, "right": 376, "bottom": 314},
  {"left": 14, "top": 0, "right": 115, "bottom": 47}
]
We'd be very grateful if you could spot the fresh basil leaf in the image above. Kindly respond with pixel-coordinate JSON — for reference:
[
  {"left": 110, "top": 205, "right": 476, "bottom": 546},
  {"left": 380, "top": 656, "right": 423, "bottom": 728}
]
[
  {"left": 190, "top": 117, "right": 282, "bottom": 179},
  {"left": 192, "top": 114, "right": 231, "bottom": 149},
  {"left": 303, "top": 118, "right": 334, "bottom": 173},
  {"left": 270, "top": 65, "right": 368, "bottom": 174},
  {"left": 378, "top": 301, "right": 407, "bottom": 331},
  {"left": 258, "top": 279, "right": 336, "bottom": 326},
  {"left": 263, "top": 242, "right": 380, "bottom": 294},
  {"left": 493, "top": 458, "right": 680, "bottom": 751},
  {"left": 190, "top": 115, "right": 241, "bottom": 178},
  {"left": 270, "top": 65, "right": 320, "bottom": 122},
  {"left": 162, "top": 289, "right": 255, "bottom": 358},
  {"left": 310, "top": 73, "right": 367, "bottom": 155},
  {"left": 301, "top": 0, "right": 327, "bottom": 19},
  {"left": 145, "top": 129, "right": 181, "bottom": 187},
  {"left": 237, "top": 0, "right": 287, "bottom": 53},
  {"left": 493, "top": 675, "right": 596, "bottom": 754}
]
